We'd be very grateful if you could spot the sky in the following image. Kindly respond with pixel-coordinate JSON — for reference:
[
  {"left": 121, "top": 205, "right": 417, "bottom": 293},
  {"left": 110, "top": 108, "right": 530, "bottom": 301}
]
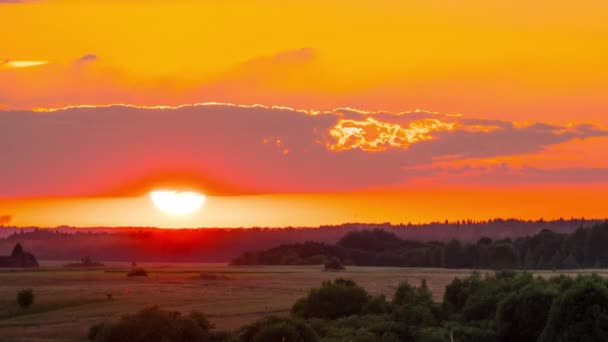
[{"left": 1, "top": 0, "right": 608, "bottom": 227}]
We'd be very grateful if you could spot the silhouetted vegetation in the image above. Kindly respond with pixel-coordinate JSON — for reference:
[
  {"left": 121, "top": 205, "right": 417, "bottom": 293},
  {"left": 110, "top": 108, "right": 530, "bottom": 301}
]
[
  {"left": 88, "top": 306, "right": 228, "bottom": 342},
  {"left": 127, "top": 267, "right": 148, "bottom": 277},
  {"left": 64, "top": 256, "right": 105, "bottom": 268},
  {"left": 1, "top": 218, "right": 600, "bottom": 262},
  {"left": 17, "top": 288, "right": 34, "bottom": 309},
  {"left": 0, "top": 242, "right": 39, "bottom": 267},
  {"left": 292, "top": 279, "right": 370, "bottom": 319},
  {"left": 89, "top": 272, "right": 608, "bottom": 341},
  {"left": 323, "top": 257, "right": 345, "bottom": 271},
  {"left": 237, "top": 316, "right": 318, "bottom": 342},
  {"left": 233, "top": 222, "right": 608, "bottom": 269}
]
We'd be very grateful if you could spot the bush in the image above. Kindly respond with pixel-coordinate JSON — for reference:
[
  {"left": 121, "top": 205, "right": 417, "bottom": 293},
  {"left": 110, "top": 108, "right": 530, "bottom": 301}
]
[
  {"left": 236, "top": 316, "right": 318, "bottom": 342},
  {"left": 127, "top": 267, "right": 148, "bottom": 277},
  {"left": 88, "top": 306, "right": 226, "bottom": 342},
  {"left": 323, "top": 257, "right": 345, "bottom": 271},
  {"left": 292, "top": 279, "right": 370, "bottom": 319},
  {"left": 17, "top": 288, "right": 34, "bottom": 309}
]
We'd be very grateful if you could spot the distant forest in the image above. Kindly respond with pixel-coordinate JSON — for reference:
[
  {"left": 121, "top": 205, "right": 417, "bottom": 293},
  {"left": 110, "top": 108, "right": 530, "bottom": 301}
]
[
  {"left": 0, "top": 218, "right": 602, "bottom": 263},
  {"left": 232, "top": 221, "right": 608, "bottom": 269}
]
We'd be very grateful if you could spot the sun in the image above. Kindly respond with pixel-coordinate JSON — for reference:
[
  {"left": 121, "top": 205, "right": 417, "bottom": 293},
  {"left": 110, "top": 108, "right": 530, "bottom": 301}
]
[{"left": 149, "top": 190, "right": 206, "bottom": 215}]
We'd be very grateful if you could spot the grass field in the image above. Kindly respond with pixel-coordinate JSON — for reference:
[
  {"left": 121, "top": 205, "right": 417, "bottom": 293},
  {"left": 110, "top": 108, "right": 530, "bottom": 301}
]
[{"left": 1, "top": 262, "right": 608, "bottom": 342}]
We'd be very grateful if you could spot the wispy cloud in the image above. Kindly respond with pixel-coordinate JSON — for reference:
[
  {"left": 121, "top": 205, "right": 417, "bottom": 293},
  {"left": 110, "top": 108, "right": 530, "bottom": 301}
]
[{"left": 1, "top": 59, "right": 48, "bottom": 69}]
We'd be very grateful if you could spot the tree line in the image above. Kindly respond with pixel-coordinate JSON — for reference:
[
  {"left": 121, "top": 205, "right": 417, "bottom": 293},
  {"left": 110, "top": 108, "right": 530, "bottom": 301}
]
[{"left": 232, "top": 221, "right": 608, "bottom": 269}]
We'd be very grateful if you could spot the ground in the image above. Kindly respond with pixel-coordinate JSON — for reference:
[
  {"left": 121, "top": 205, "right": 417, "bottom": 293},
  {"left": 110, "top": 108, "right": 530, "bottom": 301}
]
[{"left": 1, "top": 262, "right": 606, "bottom": 342}]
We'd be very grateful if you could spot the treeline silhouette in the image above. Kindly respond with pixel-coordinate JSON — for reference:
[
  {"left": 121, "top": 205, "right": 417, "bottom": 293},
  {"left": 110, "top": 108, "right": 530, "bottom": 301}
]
[
  {"left": 0, "top": 218, "right": 601, "bottom": 262},
  {"left": 232, "top": 221, "right": 608, "bottom": 269},
  {"left": 88, "top": 272, "right": 608, "bottom": 341}
]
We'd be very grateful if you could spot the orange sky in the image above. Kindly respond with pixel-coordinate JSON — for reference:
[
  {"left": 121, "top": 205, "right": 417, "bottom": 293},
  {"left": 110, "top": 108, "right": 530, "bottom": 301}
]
[{"left": 1, "top": 0, "right": 608, "bottom": 227}]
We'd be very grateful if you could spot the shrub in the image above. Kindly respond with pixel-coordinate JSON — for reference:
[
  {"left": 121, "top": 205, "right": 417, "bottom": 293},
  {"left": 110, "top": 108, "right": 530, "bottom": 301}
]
[
  {"left": 127, "top": 267, "right": 148, "bottom": 277},
  {"left": 323, "top": 257, "right": 345, "bottom": 271},
  {"left": 236, "top": 316, "right": 318, "bottom": 342},
  {"left": 88, "top": 306, "right": 226, "bottom": 342},
  {"left": 292, "top": 279, "right": 370, "bottom": 319},
  {"left": 17, "top": 288, "right": 34, "bottom": 309}
]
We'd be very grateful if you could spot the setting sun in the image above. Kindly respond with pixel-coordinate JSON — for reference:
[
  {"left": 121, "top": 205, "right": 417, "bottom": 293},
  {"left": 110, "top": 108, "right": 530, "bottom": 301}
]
[{"left": 149, "top": 190, "right": 206, "bottom": 215}]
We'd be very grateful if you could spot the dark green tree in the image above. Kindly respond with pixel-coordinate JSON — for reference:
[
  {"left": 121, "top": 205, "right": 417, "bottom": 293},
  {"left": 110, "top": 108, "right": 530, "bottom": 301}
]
[
  {"left": 495, "top": 285, "right": 556, "bottom": 342},
  {"left": 539, "top": 279, "right": 608, "bottom": 342}
]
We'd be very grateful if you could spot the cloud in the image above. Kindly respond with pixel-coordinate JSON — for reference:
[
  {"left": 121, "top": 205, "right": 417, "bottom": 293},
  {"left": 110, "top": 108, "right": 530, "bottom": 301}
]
[
  {"left": 76, "top": 54, "right": 98, "bottom": 63},
  {"left": 1, "top": 59, "right": 48, "bottom": 69},
  {"left": 0, "top": 103, "right": 606, "bottom": 197},
  {"left": 402, "top": 164, "right": 608, "bottom": 186}
]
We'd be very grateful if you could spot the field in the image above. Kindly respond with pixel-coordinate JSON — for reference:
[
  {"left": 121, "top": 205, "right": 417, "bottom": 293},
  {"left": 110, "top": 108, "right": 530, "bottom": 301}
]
[{"left": 1, "top": 263, "right": 607, "bottom": 342}]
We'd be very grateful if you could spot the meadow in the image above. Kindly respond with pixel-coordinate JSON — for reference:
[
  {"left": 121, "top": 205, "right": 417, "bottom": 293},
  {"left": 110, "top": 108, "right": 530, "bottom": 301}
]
[{"left": 1, "top": 262, "right": 607, "bottom": 342}]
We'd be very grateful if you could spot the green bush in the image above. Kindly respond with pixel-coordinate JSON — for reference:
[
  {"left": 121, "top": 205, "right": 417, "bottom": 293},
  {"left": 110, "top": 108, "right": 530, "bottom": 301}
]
[
  {"left": 17, "top": 288, "right": 34, "bottom": 309},
  {"left": 88, "top": 306, "right": 226, "bottom": 342},
  {"left": 237, "top": 316, "right": 318, "bottom": 342},
  {"left": 292, "top": 279, "right": 370, "bottom": 319}
]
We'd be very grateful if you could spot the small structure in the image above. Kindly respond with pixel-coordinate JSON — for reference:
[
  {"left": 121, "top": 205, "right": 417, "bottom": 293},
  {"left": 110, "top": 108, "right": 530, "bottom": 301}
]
[{"left": 0, "top": 243, "right": 39, "bottom": 268}]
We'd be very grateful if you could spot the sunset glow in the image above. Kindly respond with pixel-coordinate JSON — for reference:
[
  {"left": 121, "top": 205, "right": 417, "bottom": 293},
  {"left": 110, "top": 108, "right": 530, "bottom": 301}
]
[{"left": 1, "top": 0, "right": 607, "bottom": 228}]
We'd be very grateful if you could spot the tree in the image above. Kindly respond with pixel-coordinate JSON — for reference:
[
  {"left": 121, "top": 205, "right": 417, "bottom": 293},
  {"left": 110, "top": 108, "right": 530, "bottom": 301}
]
[
  {"left": 292, "top": 279, "right": 370, "bottom": 319},
  {"left": 393, "top": 279, "right": 433, "bottom": 307},
  {"left": 237, "top": 316, "right": 318, "bottom": 342},
  {"left": 444, "top": 240, "right": 465, "bottom": 268},
  {"left": 487, "top": 243, "right": 518, "bottom": 269},
  {"left": 17, "top": 288, "right": 34, "bottom": 309},
  {"left": 495, "top": 285, "right": 556, "bottom": 342},
  {"left": 324, "top": 257, "right": 345, "bottom": 271},
  {"left": 88, "top": 306, "right": 226, "bottom": 342},
  {"left": 539, "top": 279, "right": 608, "bottom": 342},
  {"left": 562, "top": 253, "right": 579, "bottom": 269}
]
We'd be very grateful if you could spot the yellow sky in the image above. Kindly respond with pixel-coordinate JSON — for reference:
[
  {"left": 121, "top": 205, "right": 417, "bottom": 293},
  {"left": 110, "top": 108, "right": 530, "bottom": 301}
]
[{"left": 2, "top": 0, "right": 608, "bottom": 121}]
